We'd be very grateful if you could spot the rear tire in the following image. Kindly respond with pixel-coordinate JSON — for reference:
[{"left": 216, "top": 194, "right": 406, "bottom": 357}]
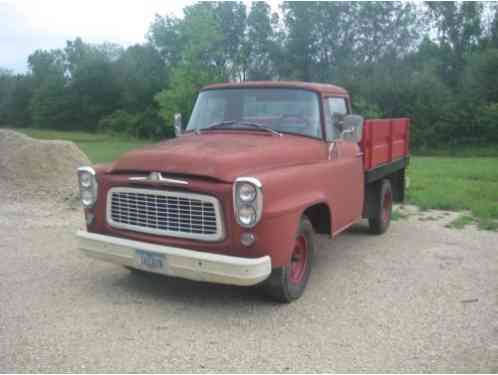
[
  {"left": 264, "top": 216, "right": 315, "bottom": 303},
  {"left": 368, "top": 179, "right": 393, "bottom": 235}
]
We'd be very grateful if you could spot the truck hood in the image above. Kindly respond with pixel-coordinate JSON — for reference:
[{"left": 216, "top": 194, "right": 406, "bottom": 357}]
[{"left": 110, "top": 132, "right": 326, "bottom": 182}]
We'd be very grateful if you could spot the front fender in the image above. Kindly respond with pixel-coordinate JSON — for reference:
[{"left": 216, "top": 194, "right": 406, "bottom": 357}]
[
  {"left": 255, "top": 162, "right": 333, "bottom": 220},
  {"left": 246, "top": 163, "right": 333, "bottom": 267}
]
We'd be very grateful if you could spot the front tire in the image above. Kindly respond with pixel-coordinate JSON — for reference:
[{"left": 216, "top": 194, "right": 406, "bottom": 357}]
[
  {"left": 368, "top": 179, "right": 393, "bottom": 235},
  {"left": 125, "top": 266, "right": 148, "bottom": 275},
  {"left": 264, "top": 216, "right": 315, "bottom": 303}
]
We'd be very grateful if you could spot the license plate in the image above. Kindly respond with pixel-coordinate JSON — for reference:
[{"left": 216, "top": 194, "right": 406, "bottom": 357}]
[{"left": 135, "top": 250, "right": 166, "bottom": 271}]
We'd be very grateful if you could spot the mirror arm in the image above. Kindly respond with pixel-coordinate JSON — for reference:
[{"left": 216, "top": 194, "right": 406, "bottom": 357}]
[{"left": 340, "top": 128, "right": 354, "bottom": 139}]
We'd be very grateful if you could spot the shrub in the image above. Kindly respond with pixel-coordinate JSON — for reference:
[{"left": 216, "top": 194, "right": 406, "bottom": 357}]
[
  {"left": 477, "top": 102, "right": 498, "bottom": 143},
  {"left": 98, "top": 107, "right": 173, "bottom": 139}
]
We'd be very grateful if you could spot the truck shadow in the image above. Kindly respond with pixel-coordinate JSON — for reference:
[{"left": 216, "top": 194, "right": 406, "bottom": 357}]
[
  {"left": 345, "top": 221, "right": 375, "bottom": 235},
  {"left": 95, "top": 221, "right": 374, "bottom": 308},
  {"left": 115, "top": 269, "right": 268, "bottom": 305}
]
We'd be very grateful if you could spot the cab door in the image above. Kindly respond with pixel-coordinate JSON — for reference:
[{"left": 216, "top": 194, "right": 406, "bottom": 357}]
[{"left": 323, "top": 96, "right": 364, "bottom": 233}]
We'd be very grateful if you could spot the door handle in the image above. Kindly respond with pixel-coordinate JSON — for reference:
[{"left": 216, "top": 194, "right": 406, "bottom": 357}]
[{"left": 356, "top": 152, "right": 364, "bottom": 157}]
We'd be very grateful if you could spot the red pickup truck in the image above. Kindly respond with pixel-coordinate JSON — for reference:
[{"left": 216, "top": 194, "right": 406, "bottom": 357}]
[{"left": 76, "top": 81, "right": 409, "bottom": 302}]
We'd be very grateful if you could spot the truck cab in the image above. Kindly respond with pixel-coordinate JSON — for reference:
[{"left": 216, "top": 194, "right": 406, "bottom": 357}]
[{"left": 76, "top": 81, "right": 409, "bottom": 302}]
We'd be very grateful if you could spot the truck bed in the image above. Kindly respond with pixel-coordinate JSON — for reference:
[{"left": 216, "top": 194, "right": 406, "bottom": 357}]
[{"left": 360, "top": 118, "right": 410, "bottom": 172}]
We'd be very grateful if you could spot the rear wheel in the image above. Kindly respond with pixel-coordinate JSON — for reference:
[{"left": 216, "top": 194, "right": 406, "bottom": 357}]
[
  {"left": 368, "top": 179, "right": 393, "bottom": 235},
  {"left": 264, "top": 216, "right": 315, "bottom": 303}
]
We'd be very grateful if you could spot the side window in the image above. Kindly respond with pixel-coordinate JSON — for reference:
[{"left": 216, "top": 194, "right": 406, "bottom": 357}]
[
  {"left": 325, "top": 97, "right": 348, "bottom": 140},
  {"left": 328, "top": 97, "right": 348, "bottom": 116}
]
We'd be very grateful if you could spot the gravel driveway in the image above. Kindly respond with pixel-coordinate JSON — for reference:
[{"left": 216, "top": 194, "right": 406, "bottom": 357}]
[{"left": 1, "top": 200, "right": 497, "bottom": 372}]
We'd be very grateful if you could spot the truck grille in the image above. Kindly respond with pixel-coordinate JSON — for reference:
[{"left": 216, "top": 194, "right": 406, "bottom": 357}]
[{"left": 106, "top": 187, "right": 224, "bottom": 241}]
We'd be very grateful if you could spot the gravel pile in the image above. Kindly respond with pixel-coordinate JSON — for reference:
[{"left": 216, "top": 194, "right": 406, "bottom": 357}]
[{"left": 0, "top": 129, "right": 90, "bottom": 203}]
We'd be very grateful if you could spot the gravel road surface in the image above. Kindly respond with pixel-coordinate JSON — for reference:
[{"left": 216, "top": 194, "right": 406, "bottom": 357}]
[{"left": 1, "top": 200, "right": 497, "bottom": 372}]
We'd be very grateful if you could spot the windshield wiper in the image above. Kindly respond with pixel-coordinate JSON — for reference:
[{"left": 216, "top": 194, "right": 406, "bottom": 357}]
[
  {"left": 193, "top": 121, "right": 236, "bottom": 135},
  {"left": 194, "top": 120, "right": 235, "bottom": 134},
  {"left": 202, "top": 120, "right": 236, "bottom": 131},
  {"left": 235, "top": 121, "right": 283, "bottom": 136},
  {"left": 198, "top": 120, "right": 282, "bottom": 136}
]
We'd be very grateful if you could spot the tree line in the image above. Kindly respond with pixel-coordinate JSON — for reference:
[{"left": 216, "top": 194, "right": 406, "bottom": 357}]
[{"left": 1, "top": 1, "right": 498, "bottom": 148}]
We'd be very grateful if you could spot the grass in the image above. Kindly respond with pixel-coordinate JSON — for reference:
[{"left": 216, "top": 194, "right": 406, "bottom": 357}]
[
  {"left": 407, "top": 157, "right": 498, "bottom": 230},
  {"left": 15, "top": 128, "right": 498, "bottom": 231},
  {"left": 391, "top": 209, "right": 409, "bottom": 221},
  {"left": 17, "top": 128, "right": 151, "bottom": 164},
  {"left": 446, "top": 214, "right": 475, "bottom": 230},
  {"left": 413, "top": 145, "right": 498, "bottom": 158}
]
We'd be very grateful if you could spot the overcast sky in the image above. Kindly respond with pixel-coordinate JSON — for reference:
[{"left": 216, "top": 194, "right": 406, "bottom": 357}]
[
  {"left": 0, "top": 0, "right": 202, "bottom": 73},
  {"left": 1, "top": 0, "right": 282, "bottom": 73}
]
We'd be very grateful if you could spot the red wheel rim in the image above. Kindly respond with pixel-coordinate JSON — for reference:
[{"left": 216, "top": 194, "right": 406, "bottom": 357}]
[
  {"left": 289, "top": 235, "right": 308, "bottom": 284},
  {"left": 382, "top": 189, "right": 392, "bottom": 223}
]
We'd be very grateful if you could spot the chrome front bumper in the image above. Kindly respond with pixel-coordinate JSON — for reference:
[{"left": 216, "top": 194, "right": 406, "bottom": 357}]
[{"left": 76, "top": 231, "right": 272, "bottom": 286}]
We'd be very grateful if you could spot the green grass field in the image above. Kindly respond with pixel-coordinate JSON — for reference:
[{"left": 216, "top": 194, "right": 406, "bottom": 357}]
[
  {"left": 407, "top": 157, "right": 498, "bottom": 230},
  {"left": 17, "top": 129, "right": 498, "bottom": 231},
  {"left": 18, "top": 129, "right": 150, "bottom": 164}
]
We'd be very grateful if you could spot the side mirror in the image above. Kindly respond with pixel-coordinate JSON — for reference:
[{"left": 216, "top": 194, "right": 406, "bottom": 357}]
[
  {"left": 341, "top": 114, "right": 363, "bottom": 143},
  {"left": 174, "top": 113, "right": 183, "bottom": 137}
]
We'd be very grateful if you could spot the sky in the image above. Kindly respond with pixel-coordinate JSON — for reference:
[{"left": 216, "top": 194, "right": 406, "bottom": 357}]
[{"left": 2, "top": 0, "right": 257, "bottom": 73}]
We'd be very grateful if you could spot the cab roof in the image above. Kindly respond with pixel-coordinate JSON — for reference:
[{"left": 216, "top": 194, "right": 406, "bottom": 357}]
[{"left": 202, "top": 81, "right": 348, "bottom": 96}]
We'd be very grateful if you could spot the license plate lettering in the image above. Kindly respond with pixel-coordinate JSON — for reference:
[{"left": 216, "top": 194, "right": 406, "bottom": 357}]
[{"left": 135, "top": 250, "right": 165, "bottom": 271}]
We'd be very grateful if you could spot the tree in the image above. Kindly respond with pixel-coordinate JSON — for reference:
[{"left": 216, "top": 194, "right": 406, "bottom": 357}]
[
  {"left": 212, "top": 1, "right": 247, "bottom": 80},
  {"left": 64, "top": 38, "right": 121, "bottom": 130},
  {"left": 0, "top": 69, "right": 15, "bottom": 125},
  {"left": 148, "top": 15, "right": 184, "bottom": 66},
  {"left": 113, "top": 44, "right": 168, "bottom": 112},
  {"left": 491, "top": 5, "right": 498, "bottom": 48},
  {"left": 2, "top": 0, "right": 498, "bottom": 148},
  {"left": 458, "top": 48, "right": 498, "bottom": 142},
  {"left": 0, "top": 71, "right": 34, "bottom": 127},
  {"left": 154, "top": 65, "right": 222, "bottom": 133},
  {"left": 281, "top": 2, "right": 419, "bottom": 82},
  {"left": 151, "top": 3, "right": 229, "bottom": 130},
  {"left": 149, "top": 2, "right": 247, "bottom": 80},
  {"left": 27, "top": 49, "right": 69, "bottom": 129},
  {"left": 463, "top": 48, "right": 498, "bottom": 104},
  {"left": 425, "top": 2, "right": 483, "bottom": 87},
  {"left": 243, "top": 2, "right": 278, "bottom": 80},
  {"left": 281, "top": 2, "right": 320, "bottom": 81},
  {"left": 27, "top": 49, "right": 66, "bottom": 84},
  {"left": 29, "top": 75, "right": 73, "bottom": 129},
  {"left": 355, "top": 2, "right": 419, "bottom": 64}
]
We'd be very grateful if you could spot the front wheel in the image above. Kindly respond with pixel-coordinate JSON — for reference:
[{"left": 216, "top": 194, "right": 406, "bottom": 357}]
[
  {"left": 263, "top": 216, "right": 315, "bottom": 303},
  {"left": 368, "top": 179, "right": 393, "bottom": 235}
]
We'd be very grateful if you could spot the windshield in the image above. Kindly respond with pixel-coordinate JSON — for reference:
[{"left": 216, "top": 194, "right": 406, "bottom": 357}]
[{"left": 186, "top": 88, "right": 322, "bottom": 138}]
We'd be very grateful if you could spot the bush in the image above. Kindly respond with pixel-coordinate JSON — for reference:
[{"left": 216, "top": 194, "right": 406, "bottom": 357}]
[
  {"left": 98, "top": 107, "right": 173, "bottom": 139},
  {"left": 98, "top": 110, "right": 136, "bottom": 136},
  {"left": 477, "top": 102, "right": 498, "bottom": 143},
  {"left": 352, "top": 96, "right": 384, "bottom": 118},
  {"left": 154, "top": 66, "right": 223, "bottom": 132}
]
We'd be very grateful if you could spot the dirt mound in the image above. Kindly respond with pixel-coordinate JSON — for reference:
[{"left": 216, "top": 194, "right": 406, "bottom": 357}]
[{"left": 0, "top": 129, "right": 90, "bottom": 203}]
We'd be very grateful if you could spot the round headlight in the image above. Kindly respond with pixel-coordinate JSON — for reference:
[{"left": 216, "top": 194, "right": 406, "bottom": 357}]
[
  {"left": 80, "top": 172, "right": 93, "bottom": 188},
  {"left": 81, "top": 189, "right": 95, "bottom": 207},
  {"left": 233, "top": 177, "right": 263, "bottom": 228},
  {"left": 238, "top": 205, "right": 256, "bottom": 226},
  {"left": 238, "top": 183, "right": 257, "bottom": 202}
]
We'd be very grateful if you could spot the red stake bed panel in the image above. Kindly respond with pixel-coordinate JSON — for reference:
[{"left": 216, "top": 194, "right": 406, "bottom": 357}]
[{"left": 360, "top": 118, "right": 410, "bottom": 171}]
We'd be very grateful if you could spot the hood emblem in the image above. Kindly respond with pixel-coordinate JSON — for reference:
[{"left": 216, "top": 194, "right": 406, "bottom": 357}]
[
  {"left": 149, "top": 171, "right": 162, "bottom": 181},
  {"left": 129, "top": 172, "right": 189, "bottom": 185}
]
